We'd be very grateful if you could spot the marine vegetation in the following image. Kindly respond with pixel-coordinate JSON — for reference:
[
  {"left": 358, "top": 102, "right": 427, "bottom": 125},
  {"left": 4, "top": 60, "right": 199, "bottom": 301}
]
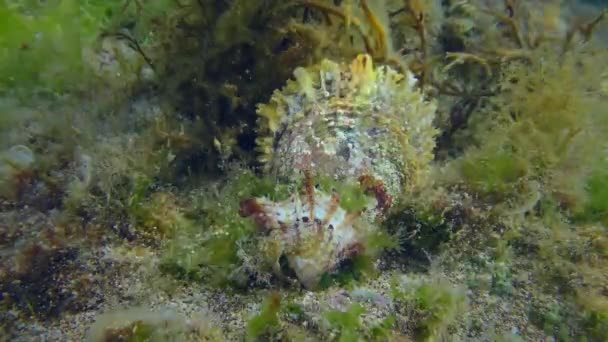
[{"left": 2, "top": 0, "right": 608, "bottom": 341}]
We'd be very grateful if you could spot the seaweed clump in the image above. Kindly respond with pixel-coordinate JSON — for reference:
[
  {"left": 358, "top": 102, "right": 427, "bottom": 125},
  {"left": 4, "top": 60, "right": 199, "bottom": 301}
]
[
  {"left": 417, "top": 1, "right": 608, "bottom": 339},
  {"left": 87, "top": 307, "right": 225, "bottom": 342}
]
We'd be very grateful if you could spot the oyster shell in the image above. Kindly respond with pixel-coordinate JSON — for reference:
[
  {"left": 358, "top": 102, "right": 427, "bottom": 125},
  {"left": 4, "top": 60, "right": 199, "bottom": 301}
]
[
  {"left": 256, "top": 54, "right": 438, "bottom": 199},
  {"left": 241, "top": 54, "right": 438, "bottom": 288},
  {"left": 240, "top": 172, "right": 375, "bottom": 289}
]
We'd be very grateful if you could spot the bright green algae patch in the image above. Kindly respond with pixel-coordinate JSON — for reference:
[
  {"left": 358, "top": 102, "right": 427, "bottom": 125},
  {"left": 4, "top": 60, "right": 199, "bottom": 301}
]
[{"left": 0, "top": 1, "right": 118, "bottom": 94}]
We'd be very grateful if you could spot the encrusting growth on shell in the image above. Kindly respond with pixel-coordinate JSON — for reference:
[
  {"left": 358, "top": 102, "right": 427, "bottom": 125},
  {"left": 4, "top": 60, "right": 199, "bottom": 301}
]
[{"left": 256, "top": 54, "right": 438, "bottom": 199}]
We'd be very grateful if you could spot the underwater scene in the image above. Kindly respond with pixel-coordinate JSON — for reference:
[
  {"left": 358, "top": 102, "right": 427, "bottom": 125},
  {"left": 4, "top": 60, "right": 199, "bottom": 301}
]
[{"left": 1, "top": 0, "right": 608, "bottom": 341}]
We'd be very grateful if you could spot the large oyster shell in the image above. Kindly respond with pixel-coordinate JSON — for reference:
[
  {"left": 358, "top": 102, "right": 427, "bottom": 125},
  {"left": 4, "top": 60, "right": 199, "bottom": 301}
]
[
  {"left": 256, "top": 54, "right": 438, "bottom": 199},
  {"left": 241, "top": 55, "right": 438, "bottom": 288}
]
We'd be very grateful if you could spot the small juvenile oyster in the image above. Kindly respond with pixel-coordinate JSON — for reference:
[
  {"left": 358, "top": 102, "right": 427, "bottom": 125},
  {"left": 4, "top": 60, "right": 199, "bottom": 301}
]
[{"left": 241, "top": 54, "right": 438, "bottom": 288}]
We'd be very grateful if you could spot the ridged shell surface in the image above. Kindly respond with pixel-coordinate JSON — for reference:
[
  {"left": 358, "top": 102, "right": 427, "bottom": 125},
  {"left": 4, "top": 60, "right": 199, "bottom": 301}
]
[
  {"left": 256, "top": 54, "right": 438, "bottom": 199},
  {"left": 240, "top": 181, "right": 373, "bottom": 289},
  {"left": 241, "top": 55, "right": 438, "bottom": 288}
]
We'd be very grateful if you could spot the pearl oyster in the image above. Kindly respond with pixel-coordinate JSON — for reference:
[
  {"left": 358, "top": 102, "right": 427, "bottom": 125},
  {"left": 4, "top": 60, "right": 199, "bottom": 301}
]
[{"left": 241, "top": 55, "right": 438, "bottom": 288}]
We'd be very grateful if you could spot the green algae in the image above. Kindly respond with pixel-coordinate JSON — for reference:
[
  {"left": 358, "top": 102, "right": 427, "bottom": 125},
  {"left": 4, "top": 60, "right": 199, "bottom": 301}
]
[
  {"left": 158, "top": 168, "right": 320, "bottom": 287},
  {"left": 246, "top": 293, "right": 282, "bottom": 341},
  {"left": 324, "top": 303, "right": 366, "bottom": 342},
  {"left": 578, "top": 159, "right": 608, "bottom": 225},
  {"left": 391, "top": 275, "right": 467, "bottom": 341},
  {"left": 0, "top": 0, "right": 112, "bottom": 94},
  {"left": 315, "top": 176, "right": 372, "bottom": 213}
]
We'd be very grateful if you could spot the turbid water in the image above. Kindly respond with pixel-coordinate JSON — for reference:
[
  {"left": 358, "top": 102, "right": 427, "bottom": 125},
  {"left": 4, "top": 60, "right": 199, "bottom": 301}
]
[{"left": 1, "top": 1, "right": 607, "bottom": 341}]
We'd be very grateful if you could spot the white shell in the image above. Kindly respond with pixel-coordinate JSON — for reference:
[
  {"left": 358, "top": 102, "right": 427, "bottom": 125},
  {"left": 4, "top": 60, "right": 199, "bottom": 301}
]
[{"left": 241, "top": 186, "right": 375, "bottom": 288}]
